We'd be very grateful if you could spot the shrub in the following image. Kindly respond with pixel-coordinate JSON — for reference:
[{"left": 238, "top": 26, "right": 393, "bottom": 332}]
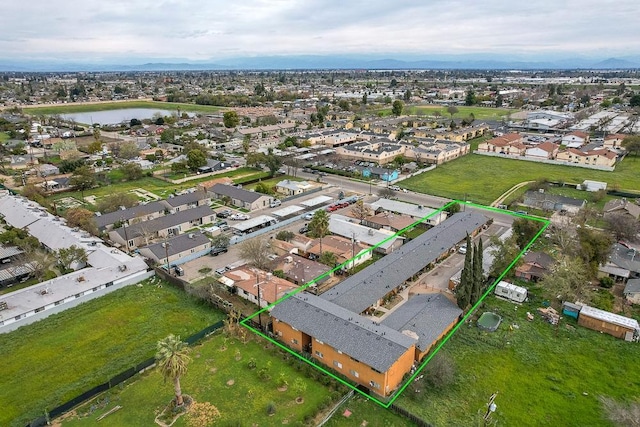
[
  {"left": 599, "top": 276, "right": 615, "bottom": 289},
  {"left": 266, "top": 401, "right": 276, "bottom": 415}
]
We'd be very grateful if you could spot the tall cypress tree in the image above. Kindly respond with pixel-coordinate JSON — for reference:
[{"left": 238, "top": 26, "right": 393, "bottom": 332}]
[
  {"left": 456, "top": 234, "right": 473, "bottom": 310},
  {"left": 471, "top": 238, "right": 483, "bottom": 305}
]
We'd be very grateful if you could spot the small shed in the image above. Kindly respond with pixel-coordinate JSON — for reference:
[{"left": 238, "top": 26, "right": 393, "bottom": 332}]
[
  {"left": 561, "top": 301, "right": 581, "bottom": 319},
  {"left": 577, "top": 304, "right": 640, "bottom": 341},
  {"left": 494, "top": 281, "right": 527, "bottom": 303}
]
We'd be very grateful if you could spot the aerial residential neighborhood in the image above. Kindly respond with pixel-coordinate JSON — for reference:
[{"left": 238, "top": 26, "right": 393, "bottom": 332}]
[{"left": 1, "top": 2, "right": 640, "bottom": 427}]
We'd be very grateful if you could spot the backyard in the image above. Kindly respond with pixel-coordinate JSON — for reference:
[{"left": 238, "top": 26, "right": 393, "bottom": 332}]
[
  {"left": 400, "top": 153, "right": 640, "bottom": 205},
  {"left": 323, "top": 394, "right": 414, "bottom": 427},
  {"left": 59, "top": 333, "right": 345, "bottom": 426},
  {"left": 1, "top": 280, "right": 224, "bottom": 427},
  {"left": 395, "top": 295, "right": 640, "bottom": 426}
]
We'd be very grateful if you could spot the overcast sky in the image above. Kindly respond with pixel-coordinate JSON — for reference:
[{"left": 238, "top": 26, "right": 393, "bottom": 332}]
[{"left": 1, "top": 0, "right": 639, "bottom": 61}]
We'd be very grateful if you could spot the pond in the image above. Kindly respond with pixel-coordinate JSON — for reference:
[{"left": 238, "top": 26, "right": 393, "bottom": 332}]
[{"left": 59, "top": 108, "right": 193, "bottom": 125}]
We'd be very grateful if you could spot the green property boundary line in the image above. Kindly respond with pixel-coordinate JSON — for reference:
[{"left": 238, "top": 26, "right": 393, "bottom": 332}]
[{"left": 240, "top": 200, "right": 550, "bottom": 409}]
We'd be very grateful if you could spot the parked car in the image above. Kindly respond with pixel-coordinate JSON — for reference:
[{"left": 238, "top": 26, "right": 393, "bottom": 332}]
[
  {"left": 270, "top": 200, "right": 282, "bottom": 208},
  {"left": 174, "top": 266, "right": 185, "bottom": 276},
  {"left": 303, "top": 213, "right": 314, "bottom": 220},
  {"left": 458, "top": 245, "right": 467, "bottom": 255},
  {"left": 390, "top": 185, "right": 401, "bottom": 191},
  {"left": 299, "top": 225, "right": 309, "bottom": 234},
  {"left": 217, "top": 210, "right": 232, "bottom": 218},
  {"left": 215, "top": 266, "right": 230, "bottom": 275},
  {"left": 230, "top": 213, "right": 250, "bottom": 221},
  {"left": 210, "top": 247, "right": 228, "bottom": 256},
  {"left": 214, "top": 220, "right": 228, "bottom": 227}
]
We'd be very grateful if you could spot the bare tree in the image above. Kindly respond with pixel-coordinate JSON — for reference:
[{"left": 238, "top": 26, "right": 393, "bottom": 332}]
[
  {"left": 350, "top": 200, "right": 372, "bottom": 224},
  {"left": 239, "top": 236, "right": 272, "bottom": 270},
  {"left": 605, "top": 213, "right": 640, "bottom": 241}
]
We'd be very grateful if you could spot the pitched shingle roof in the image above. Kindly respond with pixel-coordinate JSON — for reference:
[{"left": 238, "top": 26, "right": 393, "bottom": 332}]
[
  {"left": 271, "top": 292, "right": 416, "bottom": 372},
  {"left": 95, "top": 201, "right": 166, "bottom": 230},
  {"left": 321, "top": 212, "right": 487, "bottom": 313},
  {"left": 381, "top": 294, "right": 462, "bottom": 352},
  {"left": 210, "top": 183, "right": 267, "bottom": 203},
  {"left": 112, "top": 205, "right": 214, "bottom": 240},
  {"left": 140, "top": 231, "right": 210, "bottom": 258}
]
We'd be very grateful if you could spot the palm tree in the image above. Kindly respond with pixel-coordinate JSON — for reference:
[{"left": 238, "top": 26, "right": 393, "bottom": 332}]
[
  {"left": 156, "top": 334, "right": 191, "bottom": 406},
  {"left": 308, "top": 209, "right": 330, "bottom": 254}
]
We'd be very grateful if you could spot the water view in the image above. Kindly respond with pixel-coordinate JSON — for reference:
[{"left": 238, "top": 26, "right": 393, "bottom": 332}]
[{"left": 59, "top": 108, "right": 193, "bottom": 125}]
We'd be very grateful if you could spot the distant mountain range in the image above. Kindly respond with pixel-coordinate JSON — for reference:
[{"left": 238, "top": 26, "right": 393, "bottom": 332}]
[{"left": 1, "top": 54, "right": 640, "bottom": 72}]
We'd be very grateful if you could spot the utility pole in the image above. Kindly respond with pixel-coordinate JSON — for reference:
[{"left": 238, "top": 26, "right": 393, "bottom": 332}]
[
  {"left": 121, "top": 216, "right": 130, "bottom": 254},
  {"left": 254, "top": 270, "right": 264, "bottom": 330},
  {"left": 483, "top": 391, "right": 498, "bottom": 425},
  {"left": 163, "top": 238, "right": 171, "bottom": 273}
]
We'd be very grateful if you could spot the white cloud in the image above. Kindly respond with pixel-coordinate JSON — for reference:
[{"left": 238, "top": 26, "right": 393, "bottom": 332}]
[{"left": 1, "top": 0, "right": 639, "bottom": 61}]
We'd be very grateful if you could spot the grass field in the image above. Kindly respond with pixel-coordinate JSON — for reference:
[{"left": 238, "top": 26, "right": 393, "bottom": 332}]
[
  {"left": 376, "top": 105, "right": 516, "bottom": 121},
  {"left": 0, "top": 131, "right": 9, "bottom": 143},
  {"left": 324, "top": 394, "right": 414, "bottom": 427},
  {"left": 400, "top": 154, "right": 640, "bottom": 205},
  {"left": 22, "top": 100, "right": 226, "bottom": 115},
  {"left": 396, "top": 295, "right": 640, "bottom": 426},
  {"left": 60, "top": 334, "right": 343, "bottom": 427},
  {"left": 1, "top": 280, "right": 224, "bottom": 427}
]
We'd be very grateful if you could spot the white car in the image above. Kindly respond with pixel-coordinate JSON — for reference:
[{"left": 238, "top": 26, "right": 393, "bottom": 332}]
[
  {"left": 270, "top": 200, "right": 282, "bottom": 208},
  {"left": 390, "top": 185, "right": 401, "bottom": 191},
  {"left": 303, "top": 213, "right": 314, "bottom": 220}
]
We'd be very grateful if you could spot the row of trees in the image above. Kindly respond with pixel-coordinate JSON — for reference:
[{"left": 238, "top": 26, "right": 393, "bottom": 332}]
[{"left": 456, "top": 235, "right": 484, "bottom": 310}]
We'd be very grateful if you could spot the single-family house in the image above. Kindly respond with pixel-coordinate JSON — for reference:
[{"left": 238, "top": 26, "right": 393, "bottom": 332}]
[
  {"left": 603, "top": 198, "right": 640, "bottom": 220},
  {"left": 623, "top": 278, "right": 640, "bottom": 304},
  {"left": 521, "top": 191, "right": 586, "bottom": 214},
  {"left": 38, "top": 163, "right": 60, "bottom": 177},
  {"left": 138, "top": 231, "right": 211, "bottom": 266},
  {"left": 361, "top": 212, "right": 417, "bottom": 233},
  {"left": 329, "top": 214, "right": 404, "bottom": 255},
  {"left": 276, "top": 254, "right": 333, "bottom": 286},
  {"left": 275, "top": 180, "right": 316, "bottom": 196},
  {"left": 361, "top": 167, "right": 399, "bottom": 182},
  {"left": 368, "top": 198, "right": 447, "bottom": 227},
  {"left": 209, "top": 183, "right": 274, "bottom": 211},
  {"left": 221, "top": 267, "right": 298, "bottom": 308},
  {"left": 515, "top": 251, "right": 555, "bottom": 281},
  {"left": 306, "top": 235, "right": 371, "bottom": 270}
]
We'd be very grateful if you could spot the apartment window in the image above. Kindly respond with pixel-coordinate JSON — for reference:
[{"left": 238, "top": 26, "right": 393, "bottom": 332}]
[
  {"left": 128, "top": 240, "right": 134, "bottom": 247},
  {"left": 333, "top": 360, "right": 343, "bottom": 369},
  {"left": 349, "top": 369, "right": 359, "bottom": 378},
  {"left": 315, "top": 350, "right": 324, "bottom": 359}
]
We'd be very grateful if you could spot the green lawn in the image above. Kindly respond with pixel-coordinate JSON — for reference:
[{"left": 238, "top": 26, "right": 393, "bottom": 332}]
[
  {"left": 1, "top": 280, "right": 224, "bottom": 427},
  {"left": 324, "top": 394, "right": 414, "bottom": 427},
  {"left": 243, "top": 174, "right": 305, "bottom": 192},
  {"left": 60, "top": 334, "right": 344, "bottom": 427},
  {"left": 376, "top": 105, "right": 517, "bottom": 121},
  {"left": 396, "top": 296, "right": 640, "bottom": 426},
  {"left": 0, "top": 131, "right": 9, "bottom": 143},
  {"left": 400, "top": 154, "right": 640, "bottom": 205},
  {"left": 23, "top": 100, "right": 226, "bottom": 115}
]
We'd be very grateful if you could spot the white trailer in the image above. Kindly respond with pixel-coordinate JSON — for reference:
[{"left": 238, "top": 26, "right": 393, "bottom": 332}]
[{"left": 494, "top": 281, "right": 527, "bottom": 303}]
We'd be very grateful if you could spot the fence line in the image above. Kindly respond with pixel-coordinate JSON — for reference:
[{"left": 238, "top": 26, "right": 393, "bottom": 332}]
[
  {"left": 389, "top": 403, "right": 434, "bottom": 427},
  {"left": 25, "top": 319, "right": 226, "bottom": 427},
  {"left": 317, "top": 390, "right": 355, "bottom": 426}
]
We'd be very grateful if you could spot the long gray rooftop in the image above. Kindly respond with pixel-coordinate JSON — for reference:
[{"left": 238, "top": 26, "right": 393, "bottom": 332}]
[
  {"left": 95, "top": 201, "right": 166, "bottom": 229},
  {"left": 271, "top": 292, "right": 416, "bottom": 372},
  {"left": 381, "top": 294, "right": 462, "bottom": 351},
  {"left": 112, "top": 205, "right": 214, "bottom": 240},
  {"left": 321, "top": 212, "right": 487, "bottom": 313}
]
